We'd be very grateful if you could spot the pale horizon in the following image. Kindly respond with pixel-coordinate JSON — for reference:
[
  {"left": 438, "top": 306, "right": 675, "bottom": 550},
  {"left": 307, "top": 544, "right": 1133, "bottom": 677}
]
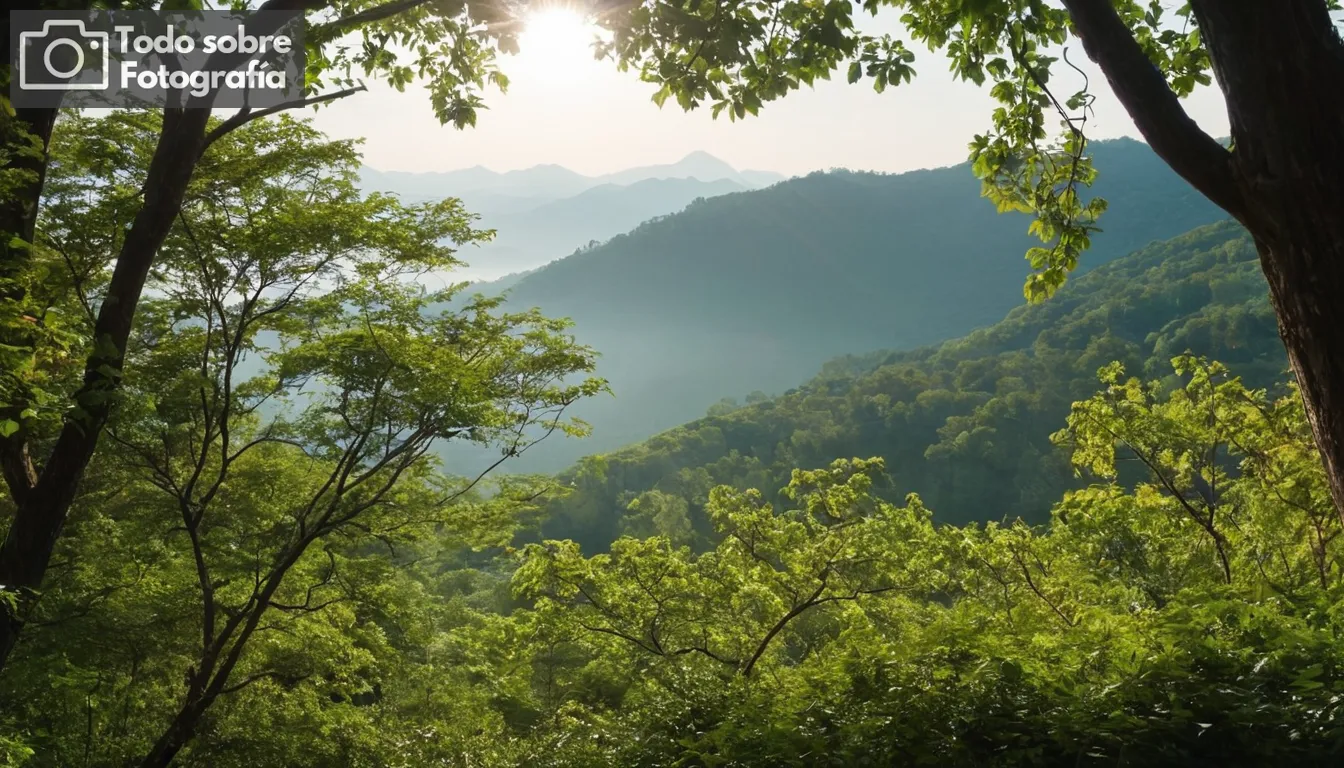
[
  {"left": 359, "top": 148, "right": 795, "bottom": 177},
  {"left": 312, "top": 7, "right": 1233, "bottom": 179}
]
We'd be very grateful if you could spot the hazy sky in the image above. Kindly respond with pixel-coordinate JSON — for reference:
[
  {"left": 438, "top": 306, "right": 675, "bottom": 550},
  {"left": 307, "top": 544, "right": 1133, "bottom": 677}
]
[{"left": 311, "top": 6, "right": 1233, "bottom": 178}]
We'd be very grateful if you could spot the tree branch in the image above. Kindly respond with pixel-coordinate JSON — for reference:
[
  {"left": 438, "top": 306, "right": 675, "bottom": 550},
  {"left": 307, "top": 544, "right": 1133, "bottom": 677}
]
[
  {"left": 1060, "top": 0, "right": 1245, "bottom": 220},
  {"left": 309, "top": 0, "right": 438, "bottom": 40},
  {"left": 219, "top": 670, "right": 310, "bottom": 696},
  {"left": 741, "top": 579, "right": 828, "bottom": 677},
  {"left": 201, "top": 84, "right": 368, "bottom": 156}
]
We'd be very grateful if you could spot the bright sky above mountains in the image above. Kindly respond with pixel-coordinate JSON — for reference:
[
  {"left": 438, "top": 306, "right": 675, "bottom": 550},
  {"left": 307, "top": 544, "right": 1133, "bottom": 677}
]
[{"left": 311, "top": 3, "right": 1233, "bottom": 178}]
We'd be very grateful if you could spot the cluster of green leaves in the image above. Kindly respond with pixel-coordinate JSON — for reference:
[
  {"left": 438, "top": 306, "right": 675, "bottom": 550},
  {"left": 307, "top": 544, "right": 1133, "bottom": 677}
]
[
  {"left": 1, "top": 0, "right": 537, "bottom": 454},
  {"left": 540, "top": 220, "right": 1284, "bottom": 551},
  {"left": 514, "top": 458, "right": 933, "bottom": 680},
  {"left": 304, "top": 0, "right": 521, "bottom": 127}
]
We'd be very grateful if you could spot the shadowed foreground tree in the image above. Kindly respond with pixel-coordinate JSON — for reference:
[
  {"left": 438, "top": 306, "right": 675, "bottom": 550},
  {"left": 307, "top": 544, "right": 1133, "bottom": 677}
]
[
  {"left": 596, "top": 0, "right": 1344, "bottom": 521},
  {"left": 0, "top": 111, "right": 602, "bottom": 767}
]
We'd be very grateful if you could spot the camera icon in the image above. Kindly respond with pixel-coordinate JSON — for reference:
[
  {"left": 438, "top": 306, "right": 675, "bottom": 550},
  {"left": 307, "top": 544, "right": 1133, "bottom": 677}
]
[{"left": 17, "top": 19, "right": 110, "bottom": 91}]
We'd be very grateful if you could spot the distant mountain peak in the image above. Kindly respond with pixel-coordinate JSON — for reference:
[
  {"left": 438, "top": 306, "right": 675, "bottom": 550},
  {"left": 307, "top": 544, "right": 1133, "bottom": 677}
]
[
  {"left": 677, "top": 150, "right": 728, "bottom": 163},
  {"left": 668, "top": 151, "right": 737, "bottom": 171}
]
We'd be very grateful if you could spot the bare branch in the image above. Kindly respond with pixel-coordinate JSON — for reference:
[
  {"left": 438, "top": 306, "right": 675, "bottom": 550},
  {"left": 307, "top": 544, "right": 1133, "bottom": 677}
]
[{"left": 201, "top": 84, "right": 368, "bottom": 156}]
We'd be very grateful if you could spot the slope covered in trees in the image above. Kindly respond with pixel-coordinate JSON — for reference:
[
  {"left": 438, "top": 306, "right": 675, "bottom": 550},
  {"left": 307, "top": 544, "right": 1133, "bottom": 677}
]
[
  {"left": 462, "top": 138, "right": 1226, "bottom": 473},
  {"left": 540, "top": 220, "right": 1286, "bottom": 551}
]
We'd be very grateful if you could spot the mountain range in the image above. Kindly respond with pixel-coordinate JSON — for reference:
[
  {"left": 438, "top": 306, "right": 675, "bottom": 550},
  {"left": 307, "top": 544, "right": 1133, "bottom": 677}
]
[
  {"left": 435, "top": 138, "right": 1229, "bottom": 476},
  {"left": 360, "top": 150, "right": 784, "bottom": 203},
  {"left": 359, "top": 152, "right": 787, "bottom": 280}
]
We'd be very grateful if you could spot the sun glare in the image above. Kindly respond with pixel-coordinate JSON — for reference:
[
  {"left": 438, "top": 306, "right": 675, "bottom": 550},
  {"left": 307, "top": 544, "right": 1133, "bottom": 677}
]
[{"left": 517, "top": 5, "right": 600, "bottom": 80}]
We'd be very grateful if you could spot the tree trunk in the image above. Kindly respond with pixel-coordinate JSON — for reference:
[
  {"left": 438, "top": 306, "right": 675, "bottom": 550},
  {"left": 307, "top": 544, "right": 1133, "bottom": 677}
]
[
  {"left": 0, "top": 107, "right": 58, "bottom": 317},
  {"left": 0, "top": 109, "right": 212, "bottom": 671},
  {"left": 0, "top": 0, "right": 64, "bottom": 501},
  {"left": 1255, "top": 233, "right": 1344, "bottom": 524},
  {"left": 0, "top": 490, "right": 73, "bottom": 665},
  {"left": 0, "top": 0, "right": 319, "bottom": 672},
  {"left": 140, "top": 698, "right": 211, "bottom": 768},
  {"left": 1064, "top": 0, "right": 1344, "bottom": 521},
  {"left": 1192, "top": 0, "right": 1344, "bottom": 521},
  {"left": 0, "top": 103, "right": 60, "bottom": 669}
]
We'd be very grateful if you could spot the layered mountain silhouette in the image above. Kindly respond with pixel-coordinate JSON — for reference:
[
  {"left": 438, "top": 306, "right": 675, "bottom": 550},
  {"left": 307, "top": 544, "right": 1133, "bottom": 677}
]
[
  {"left": 435, "top": 138, "right": 1227, "bottom": 476},
  {"left": 360, "top": 152, "right": 786, "bottom": 280},
  {"left": 360, "top": 150, "right": 783, "bottom": 202},
  {"left": 461, "top": 177, "right": 750, "bottom": 279}
]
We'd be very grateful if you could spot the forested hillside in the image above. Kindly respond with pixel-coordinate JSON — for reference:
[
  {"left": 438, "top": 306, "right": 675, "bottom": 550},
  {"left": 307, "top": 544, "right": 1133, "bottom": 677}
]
[
  {"left": 463, "top": 138, "right": 1227, "bottom": 473},
  {"left": 540, "top": 220, "right": 1286, "bottom": 550}
]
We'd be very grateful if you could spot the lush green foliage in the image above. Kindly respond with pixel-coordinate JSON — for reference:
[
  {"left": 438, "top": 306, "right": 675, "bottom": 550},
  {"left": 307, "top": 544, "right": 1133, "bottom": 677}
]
[
  {"left": 8, "top": 3, "right": 1341, "bottom": 765},
  {"left": 1, "top": 0, "right": 533, "bottom": 450},
  {"left": 10, "top": 354, "right": 1344, "bottom": 766},
  {"left": 502, "top": 361, "right": 1344, "bottom": 765},
  {"left": 540, "top": 220, "right": 1284, "bottom": 551},
  {"left": 1, "top": 116, "right": 1335, "bottom": 767},
  {"left": 0, "top": 112, "right": 602, "bottom": 766}
]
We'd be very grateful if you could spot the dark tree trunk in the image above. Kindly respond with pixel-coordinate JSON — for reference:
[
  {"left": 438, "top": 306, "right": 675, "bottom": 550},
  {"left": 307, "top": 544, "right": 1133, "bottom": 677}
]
[
  {"left": 140, "top": 699, "right": 211, "bottom": 768},
  {"left": 1064, "top": 0, "right": 1344, "bottom": 521},
  {"left": 0, "top": 1, "right": 79, "bottom": 674},
  {"left": 0, "top": 99, "right": 60, "bottom": 671},
  {"left": 0, "top": 109, "right": 212, "bottom": 671},
  {"left": 0, "top": 0, "right": 66, "bottom": 499},
  {"left": 0, "top": 104, "right": 58, "bottom": 492},
  {"left": 1192, "top": 0, "right": 1344, "bottom": 523},
  {"left": 0, "top": 0, "right": 315, "bottom": 676}
]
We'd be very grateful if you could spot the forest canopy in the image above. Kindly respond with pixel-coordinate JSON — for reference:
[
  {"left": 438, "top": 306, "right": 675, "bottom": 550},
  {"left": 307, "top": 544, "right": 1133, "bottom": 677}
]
[{"left": 6, "top": 350, "right": 1344, "bottom": 766}]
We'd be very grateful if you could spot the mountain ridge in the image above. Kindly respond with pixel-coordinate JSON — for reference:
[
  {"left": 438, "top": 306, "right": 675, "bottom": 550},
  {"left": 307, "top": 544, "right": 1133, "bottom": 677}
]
[
  {"left": 360, "top": 152, "right": 786, "bottom": 280},
  {"left": 359, "top": 151, "right": 786, "bottom": 203},
  {"left": 437, "top": 138, "right": 1229, "bottom": 475},
  {"left": 455, "top": 175, "right": 751, "bottom": 280},
  {"left": 536, "top": 219, "right": 1284, "bottom": 550}
]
